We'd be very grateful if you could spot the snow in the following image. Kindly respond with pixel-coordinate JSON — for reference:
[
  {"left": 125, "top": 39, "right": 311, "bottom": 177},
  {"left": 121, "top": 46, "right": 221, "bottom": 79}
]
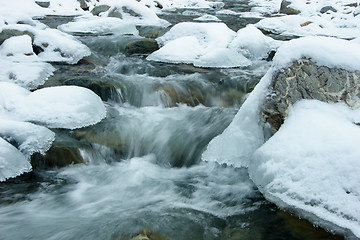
[
  {"left": 147, "top": 22, "right": 258, "bottom": 68},
  {"left": 0, "top": 35, "right": 34, "bottom": 57},
  {"left": 254, "top": 0, "right": 360, "bottom": 39},
  {"left": 147, "top": 36, "right": 204, "bottom": 64},
  {"left": 193, "top": 14, "right": 221, "bottom": 22},
  {"left": 0, "top": 137, "right": 32, "bottom": 182},
  {"left": 229, "top": 24, "right": 280, "bottom": 60},
  {"left": 273, "top": 36, "right": 360, "bottom": 72},
  {"left": 58, "top": 17, "right": 139, "bottom": 35},
  {"left": 202, "top": 35, "right": 360, "bottom": 237},
  {"left": 249, "top": 100, "right": 360, "bottom": 238},
  {"left": 0, "top": 119, "right": 55, "bottom": 157},
  {"left": 14, "top": 86, "right": 107, "bottom": 130}
]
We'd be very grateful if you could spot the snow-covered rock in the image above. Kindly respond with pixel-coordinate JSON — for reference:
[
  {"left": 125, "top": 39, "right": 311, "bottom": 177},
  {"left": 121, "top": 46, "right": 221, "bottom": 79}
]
[
  {"left": 203, "top": 35, "right": 360, "bottom": 237},
  {"left": 0, "top": 83, "right": 107, "bottom": 130},
  {"left": 250, "top": 100, "right": 360, "bottom": 238}
]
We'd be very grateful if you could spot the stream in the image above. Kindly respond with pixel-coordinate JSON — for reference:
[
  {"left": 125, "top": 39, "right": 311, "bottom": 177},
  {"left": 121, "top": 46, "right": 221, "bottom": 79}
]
[{"left": 0, "top": 1, "right": 346, "bottom": 239}]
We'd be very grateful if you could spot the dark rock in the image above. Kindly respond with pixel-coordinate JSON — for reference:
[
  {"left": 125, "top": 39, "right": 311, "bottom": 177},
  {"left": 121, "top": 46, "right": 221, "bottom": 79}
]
[
  {"left": 262, "top": 58, "right": 360, "bottom": 131},
  {"left": 124, "top": 39, "right": 159, "bottom": 55},
  {"left": 320, "top": 6, "right": 338, "bottom": 13},
  {"left": 154, "top": 0, "right": 163, "bottom": 9},
  {"left": 35, "top": 1, "right": 50, "bottom": 8},
  {"left": 78, "top": 0, "right": 89, "bottom": 11},
  {"left": 345, "top": 2, "right": 358, "bottom": 7},
  {"left": 91, "top": 4, "right": 110, "bottom": 15},
  {"left": 280, "top": 0, "right": 301, "bottom": 15},
  {"left": 265, "top": 50, "right": 276, "bottom": 61},
  {"left": 122, "top": 6, "right": 142, "bottom": 17},
  {"left": 31, "top": 145, "right": 85, "bottom": 168},
  {"left": 0, "top": 29, "right": 34, "bottom": 45}
]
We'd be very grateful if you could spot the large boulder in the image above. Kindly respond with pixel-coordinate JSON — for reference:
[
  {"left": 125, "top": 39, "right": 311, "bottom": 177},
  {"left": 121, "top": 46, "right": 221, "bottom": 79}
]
[
  {"left": 0, "top": 29, "right": 34, "bottom": 45},
  {"left": 262, "top": 58, "right": 360, "bottom": 131}
]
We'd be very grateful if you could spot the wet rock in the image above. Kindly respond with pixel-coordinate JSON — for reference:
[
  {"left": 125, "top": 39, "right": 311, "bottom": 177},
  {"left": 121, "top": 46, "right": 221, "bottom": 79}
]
[
  {"left": 35, "top": 1, "right": 50, "bottom": 8},
  {"left": 91, "top": 4, "right": 111, "bottom": 16},
  {"left": 78, "top": 0, "right": 89, "bottom": 11},
  {"left": 154, "top": 1, "right": 163, "bottom": 9},
  {"left": 0, "top": 29, "right": 34, "bottom": 45},
  {"left": 156, "top": 85, "right": 205, "bottom": 107},
  {"left": 280, "top": 0, "right": 301, "bottom": 15},
  {"left": 122, "top": 6, "right": 142, "bottom": 18},
  {"left": 137, "top": 26, "right": 168, "bottom": 39},
  {"left": 124, "top": 39, "right": 159, "bottom": 55},
  {"left": 262, "top": 58, "right": 360, "bottom": 131},
  {"left": 320, "top": 6, "right": 337, "bottom": 13}
]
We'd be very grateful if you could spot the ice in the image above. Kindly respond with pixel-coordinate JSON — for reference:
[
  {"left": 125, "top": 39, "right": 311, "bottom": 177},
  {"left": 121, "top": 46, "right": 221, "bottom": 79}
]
[
  {"left": 0, "top": 119, "right": 55, "bottom": 157},
  {"left": 58, "top": 17, "right": 139, "bottom": 35},
  {"left": 249, "top": 100, "right": 360, "bottom": 238},
  {"left": 229, "top": 24, "right": 280, "bottom": 60},
  {"left": 0, "top": 137, "right": 31, "bottom": 182}
]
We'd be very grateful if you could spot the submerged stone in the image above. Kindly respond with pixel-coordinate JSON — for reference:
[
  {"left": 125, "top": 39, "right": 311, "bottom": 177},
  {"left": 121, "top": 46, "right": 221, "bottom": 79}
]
[{"left": 262, "top": 58, "right": 360, "bottom": 131}]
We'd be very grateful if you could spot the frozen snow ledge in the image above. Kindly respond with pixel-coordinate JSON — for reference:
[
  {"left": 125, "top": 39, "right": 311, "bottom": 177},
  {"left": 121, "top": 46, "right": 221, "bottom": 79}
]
[{"left": 202, "top": 36, "right": 360, "bottom": 238}]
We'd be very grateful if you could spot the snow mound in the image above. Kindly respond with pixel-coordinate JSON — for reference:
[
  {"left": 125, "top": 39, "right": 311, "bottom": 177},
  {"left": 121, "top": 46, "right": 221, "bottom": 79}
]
[
  {"left": 148, "top": 22, "right": 254, "bottom": 68},
  {"left": 16, "top": 86, "right": 107, "bottom": 129},
  {"left": 0, "top": 35, "right": 34, "bottom": 57},
  {"left": 193, "top": 14, "right": 221, "bottom": 22},
  {"left": 0, "top": 137, "right": 31, "bottom": 182},
  {"left": 58, "top": 17, "right": 139, "bottom": 35},
  {"left": 229, "top": 24, "right": 280, "bottom": 60},
  {"left": 0, "top": 119, "right": 55, "bottom": 157},
  {"left": 156, "top": 22, "right": 236, "bottom": 48},
  {"left": 250, "top": 100, "right": 360, "bottom": 238},
  {"left": 0, "top": 83, "right": 106, "bottom": 130}
]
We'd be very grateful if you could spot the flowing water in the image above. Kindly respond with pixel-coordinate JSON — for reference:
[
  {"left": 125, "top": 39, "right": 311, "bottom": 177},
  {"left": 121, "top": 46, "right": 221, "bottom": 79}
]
[{"left": 0, "top": 1, "right": 346, "bottom": 239}]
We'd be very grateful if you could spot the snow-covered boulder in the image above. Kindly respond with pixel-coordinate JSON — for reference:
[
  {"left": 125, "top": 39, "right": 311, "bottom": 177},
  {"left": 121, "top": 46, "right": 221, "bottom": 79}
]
[
  {"left": 250, "top": 100, "right": 360, "bottom": 239},
  {"left": 202, "top": 35, "right": 360, "bottom": 238}
]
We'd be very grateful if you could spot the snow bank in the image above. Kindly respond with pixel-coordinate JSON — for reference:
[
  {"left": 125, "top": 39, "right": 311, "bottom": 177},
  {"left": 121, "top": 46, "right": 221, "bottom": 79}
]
[
  {"left": 250, "top": 100, "right": 360, "bottom": 238},
  {"left": 0, "top": 137, "right": 32, "bottom": 182},
  {"left": 58, "top": 17, "right": 138, "bottom": 35}
]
